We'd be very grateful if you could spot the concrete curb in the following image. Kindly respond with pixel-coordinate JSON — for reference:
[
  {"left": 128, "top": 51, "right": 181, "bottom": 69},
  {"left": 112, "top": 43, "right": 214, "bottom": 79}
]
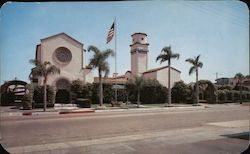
[
  {"left": 4, "top": 106, "right": 205, "bottom": 116},
  {"left": 59, "top": 109, "right": 95, "bottom": 114},
  {"left": 95, "top": 105, "right": 205, "bottom": 113}
]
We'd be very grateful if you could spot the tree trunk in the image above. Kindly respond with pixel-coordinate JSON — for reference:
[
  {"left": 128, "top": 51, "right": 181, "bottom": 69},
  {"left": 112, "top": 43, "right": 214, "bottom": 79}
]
[
  {"left": 99, "top": 73, "right": 103, "bottom": 106},
  {"left": 43, "top": 78, "right": 47, "bottom": 112},
  {"left": 239, "top": 80, "right": 242, "bottom": 104},
  {"left": 137, "top": 88, "right": 140, "bottom": 108},
  {"left": 168, "top": 61, "right": 171, "bottom": 105},
  {"left": 195, "top": 68, "right": 199, "bottom": 104}
]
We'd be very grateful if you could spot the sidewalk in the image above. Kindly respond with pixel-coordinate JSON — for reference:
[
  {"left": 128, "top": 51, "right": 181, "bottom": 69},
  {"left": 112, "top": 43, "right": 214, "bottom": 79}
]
[
  {"left": 0, "top": 104, "right": 95, "bottom": 116},
  {"left": 0, "top": 103, "right": 207, "bottom": 117},
  {"left": 2, "top": 103, "right": 244, "bottom": 117},
  {"left": 95, "top": 104, "right": 205, "bottom": 113}
]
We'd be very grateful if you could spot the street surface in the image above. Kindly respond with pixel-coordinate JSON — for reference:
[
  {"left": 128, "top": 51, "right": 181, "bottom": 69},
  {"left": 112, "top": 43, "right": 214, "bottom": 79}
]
[{"left": 0, "top": 103, "right": 249, "bottom": 154}]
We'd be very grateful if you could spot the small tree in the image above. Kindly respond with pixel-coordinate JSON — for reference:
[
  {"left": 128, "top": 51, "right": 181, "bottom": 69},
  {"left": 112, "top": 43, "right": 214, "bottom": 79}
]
[
  {"left": 126, "top": 76, "right": 144, "bottom": 107},
  {"left": 29, "top": 60, "right": 60, "bottom": 111},
  {"left": 234, "top": 73, "right": 244, "bottom": 103},
  {"left": 88, "top": 45, "right": 114, "bottom": 106},
  {"left": 185, "top": 55, "right": 203, "bottom": 104},
  {"left": 156, "top": 46, "right": 180, "bottom": 106}
]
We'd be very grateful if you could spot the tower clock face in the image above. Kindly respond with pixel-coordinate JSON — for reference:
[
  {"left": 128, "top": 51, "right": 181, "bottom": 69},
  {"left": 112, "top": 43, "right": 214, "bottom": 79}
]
[{"left": 53, "top": 47, "right": 72, "bottom": 65}]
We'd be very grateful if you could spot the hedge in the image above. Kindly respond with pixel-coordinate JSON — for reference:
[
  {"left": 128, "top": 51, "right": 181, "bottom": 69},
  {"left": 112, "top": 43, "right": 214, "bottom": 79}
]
[
  {"left": 126, "top": 78, "right": 167, "bottom": 104},
  {"left": 33, "top": 85, "right": 55, "bottom": 107}
]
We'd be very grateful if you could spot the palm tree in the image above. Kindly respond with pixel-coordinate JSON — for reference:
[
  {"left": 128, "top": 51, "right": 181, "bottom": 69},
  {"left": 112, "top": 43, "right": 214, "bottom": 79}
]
[
  {"left": 185, "top": 55, "right": 203, "bottom": 104},
  {"left": 234, "top": 73, "right": 244, "bottom": 103},
  {"left": 29, "top": 59, "right": 60, "bottom": 111},
  {"left": 88, "top": 45, "right": 114, "bottom": 106},
  {"left": 134, "top": 76, "right": 144, "bottom": 108},
  {"left": 156, "top": 46, "right": 180, "bottom": 106}
]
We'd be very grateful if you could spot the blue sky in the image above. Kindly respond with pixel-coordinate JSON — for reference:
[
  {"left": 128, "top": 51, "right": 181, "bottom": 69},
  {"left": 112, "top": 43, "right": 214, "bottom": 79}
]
[{"left": 0, "top": 1, "right": 249, "bottom": 84}]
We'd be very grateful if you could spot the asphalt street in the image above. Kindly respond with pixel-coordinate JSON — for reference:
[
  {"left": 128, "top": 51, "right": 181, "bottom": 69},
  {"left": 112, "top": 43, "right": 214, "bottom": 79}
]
[{"left": 0, "top": 104, "right": 249, "bottom": 154}]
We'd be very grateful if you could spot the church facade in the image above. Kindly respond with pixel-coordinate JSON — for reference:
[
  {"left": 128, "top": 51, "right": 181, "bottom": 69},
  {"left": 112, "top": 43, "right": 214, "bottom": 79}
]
[{"left": 33, "top": 33, "right": 93, "bottom": 102}]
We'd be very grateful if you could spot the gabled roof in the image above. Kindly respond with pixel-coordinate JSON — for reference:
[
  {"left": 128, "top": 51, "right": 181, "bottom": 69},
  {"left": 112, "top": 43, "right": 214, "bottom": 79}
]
[
  {"left": 143, "top": 66, "right": 181, "bottom": 74},
  {"left": 40, "top": 32, "right": 83, "bottom": 46}
]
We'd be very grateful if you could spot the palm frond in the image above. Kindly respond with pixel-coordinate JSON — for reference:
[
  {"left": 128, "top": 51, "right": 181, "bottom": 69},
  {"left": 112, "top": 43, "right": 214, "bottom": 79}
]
[
  {"left": 171, "top": 53, "right": 180, "bottom": 60},
  {"left": 156, "top": 54, "right": 168, "bottom": 63},
  {"left": 185, "top": 58, "right": 196, "bottom": 65},
  {"left": 189, "top": 66, "right": 196, "bottom": 75},
  {"left": 197, "top": 62, "right": 203, "bottom": 68},
  {"left": 29, "top": 59, "right": 42, "bottom": 66},
  {"left": 87, "top": 45, "right": 101, "bottom": 54},
  {"left": 100, "top": 61, "right": 110, "bottom": 77},
  {"left": 156, "top": 46, "right": 179, "bottom": 64},
  {"left": 103, "top": 49, "right": 115, "bottom": 59},
  {"left": 161, "top": 46, "right": 172, "bottom": 55},
  {"left": 30, "top": 67, "right": 45, "bottom": 77},
  {"left": 47, "top": 65, "right": 60, "bottom": 76},
  {"left": 195, "top": 55, "right": 201, "bottom": 63}
]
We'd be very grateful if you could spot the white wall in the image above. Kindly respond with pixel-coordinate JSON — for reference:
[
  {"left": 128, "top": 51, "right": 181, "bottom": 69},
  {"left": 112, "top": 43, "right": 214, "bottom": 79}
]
[
  {"left": 39, "top": 34, "right": 85, "bottom": 86},
  {"left": 156, "top": 67, "right": 181, "bottom": 88},
  {"left": 132, "top": 33, "right": 147, "bottom": 44},
  {"left": 143, "top": 71, "right": 157, "bottom": 80},
  {"left": 84, "top": 68, "right": 94, "bottom": 83},
  {"left": 131, "top": 53, "right": 138, "bottom": 75}
]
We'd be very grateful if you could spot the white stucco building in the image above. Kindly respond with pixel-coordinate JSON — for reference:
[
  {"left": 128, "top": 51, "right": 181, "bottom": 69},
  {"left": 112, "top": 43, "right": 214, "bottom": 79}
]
[
  {"left": 95, "top": 32, "right": 181, "bottom": 88},
  {"left": 33, "top": 32, "right": 181, "bottom": 102},
  {"left": 103, "top": 32, "right": 181, "bottom": 88},
  {"left": 33, "top": 33, "right": 93, "bottom": 102}
]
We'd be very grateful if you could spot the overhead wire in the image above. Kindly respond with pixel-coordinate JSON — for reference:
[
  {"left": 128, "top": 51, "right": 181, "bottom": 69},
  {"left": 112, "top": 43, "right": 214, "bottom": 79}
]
[{"left": 180, "top": 1, "right": 248, "bottom": 30}]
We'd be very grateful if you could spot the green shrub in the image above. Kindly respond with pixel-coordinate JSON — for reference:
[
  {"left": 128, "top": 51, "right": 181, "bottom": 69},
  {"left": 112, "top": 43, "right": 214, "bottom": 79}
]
[
  {"left": 116, "top": 89, "right": 127, "bottom": 102},
  {"left": 21, "top": 84, "right": 34, "bottom": 109},
  {"left": 22, "top": 93, "right": 33, "bottom": 110},
  {"left": 217, "top": 90, "right": 226, "bottom": 102},
  {"left": 90, "top": 83, "right": 113, "bottom": 104},
  {"left": 217, "top": 85, "right": 233, "bottom": 90},
  {"left": 225, "top": 90, "right": 233, "bottom": 101},
  {"left": 246, "top": 92, "right": 250, "bottom": 100},
  {"left": 171, "top": 81, "right": 191, "bottom": 103},
  {"left": 232, "top": 90, "right": 240, "bottom": 102},
  {"left": 1, "top": 91, "right": 15, "bottom": 106},
  {"left": 103, "top": 83, "right": 113, "bottom": 103},
  {"left": 241, "top": 91, "right": 250, "bottom": 101},
  {"left": 71, "top": 80, "right": 92, "bottom": 99},
  {"left": 141, "top": 80, "right": 167, "bottom": 104},
  {"left": 76, "top": 98, "right": 91, "bottom": 108},
  {"left": 125, "top": 81, "right": 137, "bottom": 103},
  {"left": 33, "top": 85, "right": 55, "bottom": 107},
  {"left": 126, "top": 78, "right": 167, "bottom": 104}
]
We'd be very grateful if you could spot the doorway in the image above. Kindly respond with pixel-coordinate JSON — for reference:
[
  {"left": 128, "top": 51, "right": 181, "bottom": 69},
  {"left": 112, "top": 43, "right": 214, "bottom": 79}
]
[{"left": 55, "top": 89, "right": 70, "bottom": 103}]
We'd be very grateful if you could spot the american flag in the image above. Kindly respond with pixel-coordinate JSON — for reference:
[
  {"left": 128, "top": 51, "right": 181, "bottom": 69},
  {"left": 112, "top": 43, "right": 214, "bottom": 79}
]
[{"left": 106, "top": 22, "right": 115, "bottom": 44}]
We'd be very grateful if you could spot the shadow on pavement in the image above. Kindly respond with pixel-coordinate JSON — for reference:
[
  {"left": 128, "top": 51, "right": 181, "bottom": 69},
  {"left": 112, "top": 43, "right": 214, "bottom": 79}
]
[{"left": 222, "top": 132, "right": 249, "bottom": 140}]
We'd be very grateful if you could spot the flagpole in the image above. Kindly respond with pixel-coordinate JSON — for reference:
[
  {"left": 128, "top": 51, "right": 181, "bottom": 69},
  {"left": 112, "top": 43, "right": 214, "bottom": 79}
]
[{"left": 115, "top": 18, "right": 117, "bottom": 104}]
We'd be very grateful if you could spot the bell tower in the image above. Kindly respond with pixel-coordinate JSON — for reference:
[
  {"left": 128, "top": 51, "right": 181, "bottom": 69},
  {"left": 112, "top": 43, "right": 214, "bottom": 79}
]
[{"left": 130, "top": 32, "right": 149, "bottom": 76}]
